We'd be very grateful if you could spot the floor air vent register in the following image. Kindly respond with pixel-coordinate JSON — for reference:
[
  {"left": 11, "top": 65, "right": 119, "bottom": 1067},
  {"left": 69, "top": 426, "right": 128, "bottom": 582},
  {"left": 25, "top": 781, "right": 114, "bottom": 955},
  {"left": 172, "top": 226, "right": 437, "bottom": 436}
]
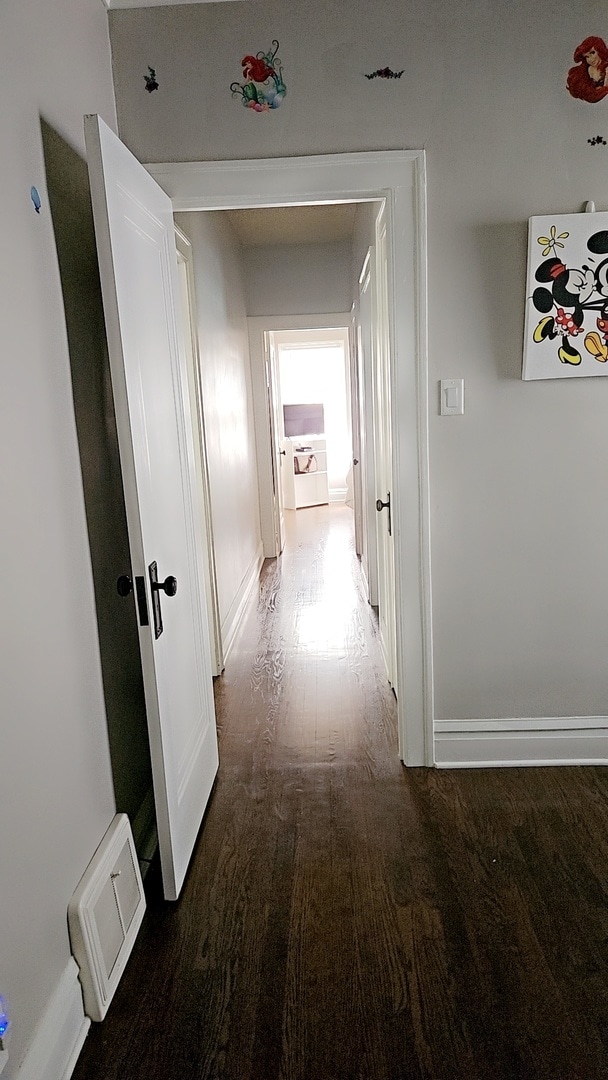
[{"left": 68, "top": 814, "right": 146, "bottom": 1021}]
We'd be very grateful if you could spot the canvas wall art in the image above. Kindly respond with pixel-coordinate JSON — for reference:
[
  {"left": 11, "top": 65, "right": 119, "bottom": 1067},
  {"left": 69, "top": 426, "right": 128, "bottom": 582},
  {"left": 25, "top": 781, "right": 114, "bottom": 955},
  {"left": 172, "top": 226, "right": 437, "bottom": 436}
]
[{"left": 522, "top": 212, "right": 608, "bottom": 380}]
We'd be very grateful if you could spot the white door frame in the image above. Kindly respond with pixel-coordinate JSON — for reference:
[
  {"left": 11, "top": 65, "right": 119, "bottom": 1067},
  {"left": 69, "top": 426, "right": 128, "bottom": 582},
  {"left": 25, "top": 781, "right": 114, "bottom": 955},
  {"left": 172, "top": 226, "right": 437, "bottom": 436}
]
[
  {"left": 348, "top": 309, "right": 364, "bottom": 558},
  {"left": 174, "top": 226, "right": 224, "bottom": 675},
  {"left": 271, "top": 324, "right": 352, "bottom": 507},
  {"left": 371, "top": 202, "right": 397, "bottom": 692},
  {"left": 265, "top": 331, "right": 285, "bottom": 554},
  {"left": 354, "top": 249, "right": 379, "bottom": 607},
  {"left": 246, "top": 322, "right": 283, "bottom": 557},
  {"left": 147, "top": 151, "right": 433, "bottom": 767}
]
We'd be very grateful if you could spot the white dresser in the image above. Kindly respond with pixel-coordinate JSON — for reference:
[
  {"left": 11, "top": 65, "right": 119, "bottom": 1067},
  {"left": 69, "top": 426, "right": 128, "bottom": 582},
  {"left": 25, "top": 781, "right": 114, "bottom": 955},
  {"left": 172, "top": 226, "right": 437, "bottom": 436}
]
[{"left": 281, "top": 435, "right": 329, "bottom": 509}]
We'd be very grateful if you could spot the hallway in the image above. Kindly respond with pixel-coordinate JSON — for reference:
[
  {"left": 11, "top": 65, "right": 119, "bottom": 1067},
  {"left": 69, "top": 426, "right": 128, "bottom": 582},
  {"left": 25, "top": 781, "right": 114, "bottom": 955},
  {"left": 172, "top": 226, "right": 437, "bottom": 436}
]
[{"left": 73, "top": 506, "right": 608, "bottom": 1080}]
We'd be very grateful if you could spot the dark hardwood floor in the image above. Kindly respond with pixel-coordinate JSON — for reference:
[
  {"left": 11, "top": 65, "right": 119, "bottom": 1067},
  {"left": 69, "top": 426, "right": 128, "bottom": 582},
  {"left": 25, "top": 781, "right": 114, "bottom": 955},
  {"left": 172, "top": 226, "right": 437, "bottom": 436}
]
[{"left": 73, "top": 505, "right": 608, "bottom": 1080}]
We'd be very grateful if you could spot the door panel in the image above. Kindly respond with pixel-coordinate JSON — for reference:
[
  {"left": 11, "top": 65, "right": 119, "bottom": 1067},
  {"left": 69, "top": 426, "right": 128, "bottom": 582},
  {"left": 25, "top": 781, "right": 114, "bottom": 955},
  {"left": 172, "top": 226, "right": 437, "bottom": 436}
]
[
  {"left": 357, "top": 253, "right": 379, "bottom": 607},
  {"left": 266, "top": 331, "right": 285, "bottom": 553},
  {"left": 373, "top": 207, "right": 397, "bottom": 691},
  {"left": 349, "top": 318, "right": 364, "bottom": 556},
  {"left": 85, "top": 115, "right": 219, "bottom": 900}
]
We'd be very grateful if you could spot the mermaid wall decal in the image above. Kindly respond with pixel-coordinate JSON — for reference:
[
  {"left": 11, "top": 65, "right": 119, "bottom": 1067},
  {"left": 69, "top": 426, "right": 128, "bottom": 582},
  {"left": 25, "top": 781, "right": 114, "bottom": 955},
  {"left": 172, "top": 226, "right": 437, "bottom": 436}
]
[{"left": 230, "top": 40, "right": 286, "bottom": 112}]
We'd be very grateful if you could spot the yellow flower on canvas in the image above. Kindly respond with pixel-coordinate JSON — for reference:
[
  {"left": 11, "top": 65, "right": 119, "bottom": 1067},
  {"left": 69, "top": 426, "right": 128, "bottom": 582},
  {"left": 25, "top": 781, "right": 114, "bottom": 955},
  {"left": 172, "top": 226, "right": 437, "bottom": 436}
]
[{"left": 537, "top": 225, "right": 569, "bottom": 257}]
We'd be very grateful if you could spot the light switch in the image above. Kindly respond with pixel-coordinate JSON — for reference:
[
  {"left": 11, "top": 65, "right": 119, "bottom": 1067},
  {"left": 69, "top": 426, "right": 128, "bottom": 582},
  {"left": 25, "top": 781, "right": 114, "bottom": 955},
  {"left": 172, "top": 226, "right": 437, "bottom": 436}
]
[{"left": 440, "top": 378, "right": 464, "bottom": 415}]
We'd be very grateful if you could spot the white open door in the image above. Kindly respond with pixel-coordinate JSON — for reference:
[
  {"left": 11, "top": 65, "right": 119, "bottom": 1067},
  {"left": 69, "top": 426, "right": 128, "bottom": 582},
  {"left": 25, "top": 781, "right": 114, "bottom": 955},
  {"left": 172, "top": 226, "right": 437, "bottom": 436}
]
[
  {"left": 85, "top": 115, "right": 219, "bottom": 901},
  {"left": 373, "top": 206, "right": 398, "bottom": 692},
  {"left": 357, "top": 250, "right": 379, "bottom": 607},
  {"left": 265, "top": 331, "right": 285, "bottom": 554},
  {"left": 349, "top": 315, "right": 364, "bottom": 557}
]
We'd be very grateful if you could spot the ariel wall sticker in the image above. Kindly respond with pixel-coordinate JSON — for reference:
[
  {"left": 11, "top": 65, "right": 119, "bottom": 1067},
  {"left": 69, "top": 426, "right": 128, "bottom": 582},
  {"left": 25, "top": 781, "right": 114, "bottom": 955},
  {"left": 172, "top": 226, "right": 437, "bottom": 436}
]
[
  {"left": 230, "top": 40, "right": 286, "bottom": 111},
  {"left": 522, "top": 212, "right": 608, "bottom": 380},
  {"left": 567, "top": 37, "right": 608, "bottom": 102}
]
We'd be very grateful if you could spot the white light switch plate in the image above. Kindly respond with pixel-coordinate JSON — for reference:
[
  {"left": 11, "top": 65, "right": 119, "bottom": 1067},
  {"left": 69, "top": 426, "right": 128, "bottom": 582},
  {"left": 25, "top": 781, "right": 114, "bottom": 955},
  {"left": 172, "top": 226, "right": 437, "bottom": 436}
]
[{"left": 440, "top": 379, "right": 464, "bottom": 415}]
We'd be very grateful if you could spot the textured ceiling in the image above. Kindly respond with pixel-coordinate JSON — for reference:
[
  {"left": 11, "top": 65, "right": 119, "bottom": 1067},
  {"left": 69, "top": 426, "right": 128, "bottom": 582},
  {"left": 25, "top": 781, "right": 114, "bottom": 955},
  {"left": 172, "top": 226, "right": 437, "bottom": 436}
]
[{"left": 224, "top": 203, "right": 359, "bottom": 248}]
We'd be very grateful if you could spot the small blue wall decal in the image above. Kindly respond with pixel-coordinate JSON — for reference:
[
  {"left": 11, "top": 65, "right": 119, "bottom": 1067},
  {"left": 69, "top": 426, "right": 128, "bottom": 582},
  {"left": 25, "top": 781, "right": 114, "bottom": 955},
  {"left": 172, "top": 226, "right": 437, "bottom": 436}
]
[
  {"left": 0, "top": 996, "right": 10, "bottom": 1040},
  {"left": 144, "top": 67, "right": 159, "bottom": 93},
  {"left": 230, "top": 40, "right": 286, "bottom": 111},
  {"left": 588, "top": 134, "right": 607, "bottom": 145},
  {"left": 30, "top": 186, "right": 41, "bottom": 213},
  {"left": 365, "top": 67, "right": 404, "bottom": 80}
]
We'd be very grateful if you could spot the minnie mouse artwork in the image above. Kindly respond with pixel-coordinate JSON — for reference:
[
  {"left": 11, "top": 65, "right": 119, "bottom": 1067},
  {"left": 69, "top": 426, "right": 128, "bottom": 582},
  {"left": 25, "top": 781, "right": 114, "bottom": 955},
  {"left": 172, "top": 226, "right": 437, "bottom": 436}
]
[{"left": 523, "top": 213, "right": 608, "bottom": 380}]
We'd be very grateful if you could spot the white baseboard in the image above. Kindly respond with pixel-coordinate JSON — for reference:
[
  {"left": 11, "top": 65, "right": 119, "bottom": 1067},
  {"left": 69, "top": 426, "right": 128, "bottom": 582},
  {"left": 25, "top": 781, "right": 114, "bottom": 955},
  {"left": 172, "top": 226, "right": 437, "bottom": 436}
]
[
  {"left": 329, "top": 488, "right": 347, "bottom": 503},
  {"left": 434, "top": 716, "right": 608, "bottom": 768},
  {"left": 221, "top": 543, "right": 264, "bottom": 665},
  {"left": 16, "top": 958, "right": 90, "bottom": 1080},
  {"left": 360, "top": 560, "right": 370, "bottom": 604}
]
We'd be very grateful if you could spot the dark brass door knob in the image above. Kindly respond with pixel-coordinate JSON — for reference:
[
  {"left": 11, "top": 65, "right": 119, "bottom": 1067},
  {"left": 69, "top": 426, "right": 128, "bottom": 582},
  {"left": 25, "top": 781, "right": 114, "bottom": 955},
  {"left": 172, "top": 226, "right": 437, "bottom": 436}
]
[
  {"left": 375, "top": 493, "right": 392, "bottom": 536},
  {"left": 152, "top": 575, "right": 178, "bottom": 597},
  {"left": 116, "top": 574, "right": 133, "bottom": 597}
]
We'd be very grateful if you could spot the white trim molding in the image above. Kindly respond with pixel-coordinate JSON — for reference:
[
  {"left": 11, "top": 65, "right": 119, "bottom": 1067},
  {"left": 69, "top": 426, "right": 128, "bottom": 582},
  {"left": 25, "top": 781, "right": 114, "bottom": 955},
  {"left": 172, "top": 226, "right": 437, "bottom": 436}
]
[
  {"left": 108, "top": 0, "right": 241, "bottom": 7},
  {"left": 16, "top": 959, "right": 89, "bottom": 1080},
  {"left": 434, "top": 716, "right": 608, "bottom": 768},
  {"left": 147, "top": 151, "right": 432, "bottom": 767}
]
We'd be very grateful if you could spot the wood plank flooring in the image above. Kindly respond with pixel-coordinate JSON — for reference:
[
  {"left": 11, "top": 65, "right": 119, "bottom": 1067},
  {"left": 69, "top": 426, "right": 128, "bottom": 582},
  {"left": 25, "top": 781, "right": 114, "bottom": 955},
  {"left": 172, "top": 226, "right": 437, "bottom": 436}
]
[{"left": 73, "top": 505, "right": 608, "bottom": 1080}]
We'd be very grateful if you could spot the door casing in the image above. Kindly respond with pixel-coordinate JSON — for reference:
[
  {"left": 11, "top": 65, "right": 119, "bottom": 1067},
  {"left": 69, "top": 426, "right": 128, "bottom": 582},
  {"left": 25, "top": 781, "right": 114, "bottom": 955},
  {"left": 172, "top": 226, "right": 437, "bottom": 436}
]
[
  {"left": 147, "top": 151, "right": 433, "bottom": 767},
  {"left": 354, "top": 250, "right": 379, "bottom": 607},
  {"left": 372, "top": 203, "right": 397, "bottom": 692},
  {"left": 271, "top": 325, "right": 352, "bottom": 513},
  {"left": 174, "top": 226, "right": 223, "bottom": 675},
  {"left": 249, "top": 316, "right": 353, "bottom": 557},
  {"left": 265, "top": 329, "right": 285, "bottom": 555}
]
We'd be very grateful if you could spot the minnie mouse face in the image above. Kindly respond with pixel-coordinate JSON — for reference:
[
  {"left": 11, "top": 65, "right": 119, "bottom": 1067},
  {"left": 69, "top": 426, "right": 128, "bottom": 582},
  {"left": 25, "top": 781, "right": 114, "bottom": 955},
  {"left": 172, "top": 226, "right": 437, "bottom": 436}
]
[{"left": 533, "top": 258, "right": 594, "bottom": 309}]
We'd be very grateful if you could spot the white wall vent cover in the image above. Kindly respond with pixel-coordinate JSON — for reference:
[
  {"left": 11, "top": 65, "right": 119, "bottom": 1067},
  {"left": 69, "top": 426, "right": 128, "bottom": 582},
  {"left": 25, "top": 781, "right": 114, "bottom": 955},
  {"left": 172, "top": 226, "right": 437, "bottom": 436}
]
[{"left": 68, "top": 813, "right": 146, "bottom": 1021}]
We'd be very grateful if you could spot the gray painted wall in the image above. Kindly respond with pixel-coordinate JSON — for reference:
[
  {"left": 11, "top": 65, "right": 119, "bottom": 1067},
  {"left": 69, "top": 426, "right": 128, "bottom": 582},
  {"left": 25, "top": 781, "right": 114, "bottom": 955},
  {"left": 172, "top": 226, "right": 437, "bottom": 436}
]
[
  {"left": 1, "top": 0, "right": 118, "bottom": 1073},
  {"left": 242, "top": 241, "right": 353, "bottom": 316},
  {"left": 110, "top": 0, "right": 608, "bottom": 722}
]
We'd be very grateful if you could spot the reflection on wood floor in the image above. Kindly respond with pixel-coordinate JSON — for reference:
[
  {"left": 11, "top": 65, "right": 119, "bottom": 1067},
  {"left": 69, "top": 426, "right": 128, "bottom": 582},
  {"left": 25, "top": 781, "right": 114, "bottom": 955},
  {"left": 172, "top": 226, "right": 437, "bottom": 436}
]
[{"left": 73, "top": 505, "right": 608, "bottom": 1080}]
